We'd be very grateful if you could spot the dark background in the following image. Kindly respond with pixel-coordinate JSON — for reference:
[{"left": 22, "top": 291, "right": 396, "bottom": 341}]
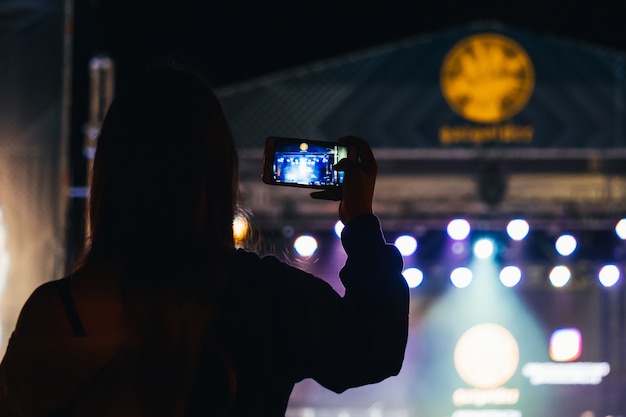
[
  {"left": 79, "top": 1, "right": 626, "bottom": 89},
  {"left": 70, "top": 0, "right": 626, "bottom": 159}
]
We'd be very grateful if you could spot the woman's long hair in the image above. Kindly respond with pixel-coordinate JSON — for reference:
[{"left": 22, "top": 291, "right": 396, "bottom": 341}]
[
  {"left": 87, "top": 64, "right": 238, "bottom": 264},
  {"left": 77, "top": 63, "right": 239, "bottom": 415}
]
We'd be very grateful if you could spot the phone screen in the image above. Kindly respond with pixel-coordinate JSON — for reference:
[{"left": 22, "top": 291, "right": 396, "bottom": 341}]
[{"left": 264, "top": 137, "right": 349, "bottom": 188}]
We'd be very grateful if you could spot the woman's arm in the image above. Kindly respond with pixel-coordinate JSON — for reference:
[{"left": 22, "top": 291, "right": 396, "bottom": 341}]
[
  {"left": 259, "top": 213, "right": 408, "bottom": 393},
  {"left": 309, "top": 214, "right": 408, "bottom": 392}
]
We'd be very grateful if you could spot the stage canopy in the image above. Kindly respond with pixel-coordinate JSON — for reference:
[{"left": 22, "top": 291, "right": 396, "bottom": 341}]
[{"left": 218, "top": 21, "right": 626, "bottom": 232}]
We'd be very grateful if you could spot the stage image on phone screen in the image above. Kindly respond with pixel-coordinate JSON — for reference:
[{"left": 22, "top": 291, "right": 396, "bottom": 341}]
[{"left": 272, "top": 140, "right": 348, "bottom": 187}]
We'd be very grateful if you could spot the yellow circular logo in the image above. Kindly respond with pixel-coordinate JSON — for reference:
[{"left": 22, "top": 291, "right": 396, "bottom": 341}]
[
  {"left": 454, "top": 323, "right": 519, "bottom": 389},
  {"left": 441, "top": 33, "right": 534, "bottom": 124}
]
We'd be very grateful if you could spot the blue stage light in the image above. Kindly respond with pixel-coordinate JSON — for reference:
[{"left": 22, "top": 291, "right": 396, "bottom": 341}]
[
  {"left": 402, "top": 267, "right": 424, "bottom": 288},
  {"left": 506, "top": 218, "right": 530, "bottom": 241},
  {"left": 473, "top": 238, "right": 495, "bottom": 259},
  {"left": 555, "top": 234, "right": 577, "bottom": 256},
  {"left": 447, "top": 218, "right": 471, "bottom": 240},
  {"left": 598, "top": 264, "right": 620, "bottom": 287},
  {"left": 615, "top": 218, "right": 626, "bottom": 240},
  {"left": 395, "top": 235, "right": 418, "bottom": 256},
  {"left": 549, "top": 265, "right": 571, "bottom": 287},
  {"left": 294, "top": 235, "right": 318, "bottom": 256},
  {"left": 500, "top": 266, "right": 522, "bottom": 287},
  {"left": 450, "top": 266, "right": 473, "bottom": 288}
]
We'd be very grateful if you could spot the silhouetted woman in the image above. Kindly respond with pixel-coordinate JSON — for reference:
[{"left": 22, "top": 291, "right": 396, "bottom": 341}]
[{"left": 0, "top": 64, "right": 409, "bottom": 416}]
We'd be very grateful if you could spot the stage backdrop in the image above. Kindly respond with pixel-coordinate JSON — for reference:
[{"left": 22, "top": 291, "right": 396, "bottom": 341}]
[
  {"left": 0, "top": 1, "right": 67, "bottom": 354},
  {"left": 217, "top": 21, "right": 626, "bottom": 416},
  {"left": 218, "top": 22, "right": 626, "bottom": 152}
]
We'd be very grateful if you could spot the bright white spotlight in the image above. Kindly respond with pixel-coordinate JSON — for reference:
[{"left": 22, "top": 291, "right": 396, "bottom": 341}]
[
  {"left": 447, "top": 218, "right": 471, "bottom": 240},
  {"left": 550, "top": 328, "right": 582, "bottom": 362},
  {"left": 615, "top": 218, "right": 626, "bottom": 240},
  {"left": 549, "top": 265, "right": 571, "bottom": 287},
  {"left": 450, "top": 267, "right": 473, "bottom": 288},
  {"left": 555, "top": 234, "right": 577, "bottom": 256},
  {"left": 473, "top": 238, "right": 494, "bottom": 259},
  {"left": 500, "top": 266, "right": 522, "bottom": 287},
  {"left": 598, "top": 264, "right": 620, "bottom": 287},
  {"left": 506, "top": 219, "right": 530, "bottom": 241},
  {"left": 294, "top": 235, "right": 318, "bottom": 256},
  {"left": 395, "top": 235, "right": 418, "bottom": 256},
  {"left": 334, "top": 220, "right": 344, "bottom": 238},
  {"left": 402, "top": 267, "right": 424, "bottom": 288}
]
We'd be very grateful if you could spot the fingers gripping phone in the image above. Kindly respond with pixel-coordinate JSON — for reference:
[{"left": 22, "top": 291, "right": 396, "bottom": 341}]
[{"left": 262, "top": 137, "right": 354, "bottom": 190}]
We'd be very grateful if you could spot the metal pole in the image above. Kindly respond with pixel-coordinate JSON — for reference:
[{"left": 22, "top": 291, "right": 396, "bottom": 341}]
[{"left": 83, "top": 56, "right": 115, "bottom": 242}]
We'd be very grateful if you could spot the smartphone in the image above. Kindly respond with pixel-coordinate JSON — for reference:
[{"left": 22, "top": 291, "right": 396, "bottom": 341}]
[{"left": 262, "top": 136, "right": 352, "bottom": 189}]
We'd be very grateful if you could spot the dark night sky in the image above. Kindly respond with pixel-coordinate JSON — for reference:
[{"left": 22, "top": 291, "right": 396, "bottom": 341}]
[{"left": 90, "top": 1, "right": 626, "bottom": 89}]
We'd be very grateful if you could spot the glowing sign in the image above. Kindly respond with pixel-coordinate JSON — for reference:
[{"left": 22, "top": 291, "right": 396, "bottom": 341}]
[
  {"left": 550, "top": 328, "right": 582, "bottom": 362},
  {"left": 453, "top": 323, "right": 521, "bottom": 407},
  {"left": 454, "top": 323, "right": 519, "bottom": 388},
  {"left": 440, "top": 33, "right": 535, "bottom": 124},
  {"left": 522, "top": 362, "right": 610, "bottom": 385},
  {"left": 453, "top": 388, "right": 519, "bottom": 407},
  {"left": 452, "top": 410, "right": 522, "bottom": 417}
]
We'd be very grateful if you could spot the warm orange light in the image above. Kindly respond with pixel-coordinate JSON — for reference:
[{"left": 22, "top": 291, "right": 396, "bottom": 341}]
[
  {"left": 232, "top": 213, "right": 249, "bottom": 248},
  {"left": 441, "top": 33, "right": 535, "bottom": 124}
]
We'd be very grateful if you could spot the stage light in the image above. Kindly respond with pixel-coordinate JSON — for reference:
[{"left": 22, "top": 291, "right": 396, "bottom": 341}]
[
  {"left": 395, "top": 235, "right": 418, "bottom": 256},
  {"left": 615, "top": 218, "right": 626, "bottom": 240},
  {"left": 334, "top": 220, "right": 344, "bottom": 238},
  {"left": 402, "top": 267, "right": 424, "bottom": 288},
  {"left": 232, "top": 212, "right": 249, "bottom": 248},
  {"left": 500, "top": 266, "right": 522, "bottom": 287},
  {"left": 447, "top": 218, "right": 471, "bottom": 240},
  {"left": 550, "top": 328, "right": 582, "bottom": 362},
  {"left": 451, "top": 241, "right": 466, "bottom": 255},
  {"left": 0, "top": 209, "right": 8, "bottom": 294},
  {"left": 549, "top": 265, "right": 571, "bottom": 287},
  {"left": 423, "top": 250, "right": 548, "bottom": 411},
  {"left": 294, "top": 235, "right": 318, "bottom": 256},
  {"left": 506, "top": 218, "right": 529, "bottom": 241},
  {"left": 450, "top": 266, "right": 473, "bottom": 288},
  {"left": 555, "top": 234, "right": 577, "bottom": 256},
  {"left": 598, "top": 264, "right": 620, "bottom": 287},
  {"left": 473, "top": 238, "right": 494, "bottom": 259},
  {"left": 282, "top": 225, "right": 295, "bottom": 238}
]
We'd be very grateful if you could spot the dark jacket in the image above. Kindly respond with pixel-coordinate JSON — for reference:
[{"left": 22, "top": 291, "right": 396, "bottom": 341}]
[
  {"left": 221, "top": 214, "right": 409, "bottom": 414},
  {"left": 0, "top": 214, "right": 409, "bottom": 416}
]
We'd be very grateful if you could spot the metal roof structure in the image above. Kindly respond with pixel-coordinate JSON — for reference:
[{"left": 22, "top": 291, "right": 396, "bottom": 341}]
[{"left": 216, "top": 21, "right": 626, "bottom": 232}]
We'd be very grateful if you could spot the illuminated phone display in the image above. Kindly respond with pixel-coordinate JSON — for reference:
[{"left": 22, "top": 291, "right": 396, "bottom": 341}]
[{"left": 262, "top": 137, "right": 349, "bottom": 189}]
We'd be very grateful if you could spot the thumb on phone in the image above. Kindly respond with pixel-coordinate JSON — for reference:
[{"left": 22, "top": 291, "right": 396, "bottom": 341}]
[{"left": 310, "top": 189, "right": 342, "bottom": 201}]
